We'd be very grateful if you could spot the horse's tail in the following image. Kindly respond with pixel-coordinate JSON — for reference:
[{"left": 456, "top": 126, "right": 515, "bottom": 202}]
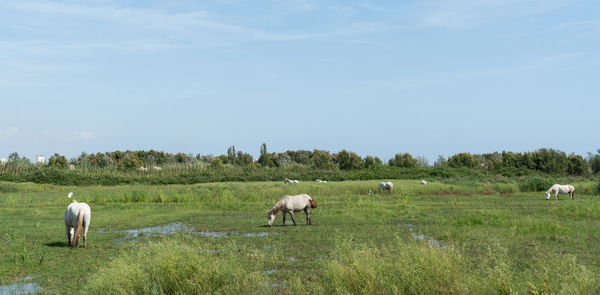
[
  {"left": 72, "top": 208, "right": 84, "bottom": 247},
  {"left": 389, "top": 183, "right": 393, "bottom": 193}
]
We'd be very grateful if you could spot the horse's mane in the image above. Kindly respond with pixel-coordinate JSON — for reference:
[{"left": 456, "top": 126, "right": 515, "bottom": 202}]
[{"left": 268, "top": 200, "right": 286, "bottom": 216}]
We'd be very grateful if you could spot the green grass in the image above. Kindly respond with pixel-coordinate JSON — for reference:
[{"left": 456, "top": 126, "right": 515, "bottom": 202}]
[{"left": 1, "top": 180, "right": 599, "bottom": 294}]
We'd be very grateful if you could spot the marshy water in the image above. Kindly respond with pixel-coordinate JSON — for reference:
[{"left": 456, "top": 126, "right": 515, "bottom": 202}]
[
  {"left": 96, "top": 222, "right": 278, "bottom": 240},
  {"left": 0, "top": 276, "right": 41, "bottom": 295},
  {"left": 398, "top": 222, "right": 445, "bottom": 249}
]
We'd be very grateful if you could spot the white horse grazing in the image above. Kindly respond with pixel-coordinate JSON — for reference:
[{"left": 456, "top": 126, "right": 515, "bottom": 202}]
[
  {"left": 64, "top": 193, "right": 91, "bottom": 247},
  {"left": 267, "top": 194, "right": 316, "bottom": 226},
  {"left": 315, "top": 179, "right": 327, "bottom": 183},
  {"left": 380, "top": 181, "right": 393, "bottom": 193},
  {"left": 284, "top": 178, "right": 299, "bottom": 184},
  {"left": 545, "top": 184, "right": 575, "bottom": 200},
  {"left": 421, "top": 180, "right": 427, "bottom": 185}
]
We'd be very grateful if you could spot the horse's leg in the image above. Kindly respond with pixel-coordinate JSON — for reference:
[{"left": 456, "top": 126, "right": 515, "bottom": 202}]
[
  {"left": 83, "top": 222, "right": 88, "bottom": 247},
  {"left": 304, "top": 208, "right": 311, "bottom": 225},
  {"left": 289, "top": 212, "right": 297, "bottom": 226},
  {"left": 282, "top": 212, "right": 286, "bottom": 226},
  {"left": 66, "top": 226, "right": 72, "bottom": 246}
]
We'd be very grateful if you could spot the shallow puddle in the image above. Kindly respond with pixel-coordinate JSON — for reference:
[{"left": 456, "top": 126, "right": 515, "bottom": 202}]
[
  {"left": 241, "top": 232, "right": 273, "bottom": 237},
  {"left": 124, "top": 222, "right": 194, "bottom": 238},
  {"left": 195, "top": 231, "right": 229, "bottom": 238},
  {"left": 97, "top": 223, "right": 277, "bottom": 240},
  {"left": 0, "top": 276, "right": 41, "bottom": 295},
  {"left": 411, "top": 233, "right": 445, "bottom": 249}
]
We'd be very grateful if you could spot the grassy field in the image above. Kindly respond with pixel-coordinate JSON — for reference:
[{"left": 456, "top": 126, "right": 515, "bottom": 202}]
[{"left": 1, "top": 180, "right": 599, "bottom": 294}]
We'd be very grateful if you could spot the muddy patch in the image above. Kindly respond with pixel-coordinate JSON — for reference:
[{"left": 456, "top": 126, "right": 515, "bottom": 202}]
[{"left": 0, "top": 276, "right": 41, "bottom": 295}]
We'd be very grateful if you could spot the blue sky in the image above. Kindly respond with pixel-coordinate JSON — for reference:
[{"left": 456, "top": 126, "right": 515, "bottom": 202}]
[{"left": 1, "top": 0, "right": 599, "bottom": 163}]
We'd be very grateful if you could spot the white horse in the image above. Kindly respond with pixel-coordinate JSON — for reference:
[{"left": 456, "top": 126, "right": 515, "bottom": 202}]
[
  {"left": 380, "top": 181, "right": 393, "bottom": 193},
  {"left": 64, "top": 193, "right": 91, "bottom": 247},
  {"left": 284, "top": 178, "right": 299, "bottom": 184},
  {"left": 315, "top": 179, "right": 327, "bottom": 183},
  {"left": 545, "top": 184, "right": 575, "bottom": 200},
  {"left": 267, "top": 194, "right": 316, "bottom": 226},
  {"left": 421, "top": 180, "right": 427, "bottom": 185}
]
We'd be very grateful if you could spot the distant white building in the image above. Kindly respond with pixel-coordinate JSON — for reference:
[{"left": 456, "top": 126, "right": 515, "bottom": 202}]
[{"left": 36, "top": 155, "right": 45, "bottom": 165}]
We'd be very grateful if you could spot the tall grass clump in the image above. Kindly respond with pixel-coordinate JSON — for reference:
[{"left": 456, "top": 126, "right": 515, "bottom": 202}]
[
  {"left": 519, "top": 176, "right": 556, "bottom": 192},
  {"left": 320, "top": 236, "right": 468, "bottom": 294},
  {"left": 318, "top": 236, "right": 599, "bottom": 295},
  {"left": 85, "top": 239, "right": 269, "bottom": 295}
]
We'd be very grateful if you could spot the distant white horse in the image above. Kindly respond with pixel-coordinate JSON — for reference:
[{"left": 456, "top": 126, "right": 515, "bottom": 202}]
[
  {"left": 546, "top": 184, "right": 575, "bottom": 200},
  {"left": 421, "top": 180, "right": 427, "bottom": 185},
  {"left": 380, "top": 181, "right": 393, "bottom": 193},
  {"left": 315, "top": 179, "right": 327, "bottom": 183},
  {"left": 64, "top": 193, "right": 91, "bottom": 247},
  {"left": 267, "top": 194, "right": 316, "bottom": 226},
  {"left": 284, "top": 178, "right": 299, "bottom": 184}
]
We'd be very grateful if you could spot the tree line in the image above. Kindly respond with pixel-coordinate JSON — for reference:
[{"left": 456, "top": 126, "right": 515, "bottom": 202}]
[{"left": 2, "top": 145, "right": 600, "bottom": 177}]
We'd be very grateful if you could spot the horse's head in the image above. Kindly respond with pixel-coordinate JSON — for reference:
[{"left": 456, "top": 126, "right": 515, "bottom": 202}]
[
  {"left": 545, "top": 192, "right": 551, "bottom": 200},
  {"left": 309, "top": 199, "right": 317, "bottom": 209},
  {"left": 267, "top": 211, "right": 275, "bottom": 227}
]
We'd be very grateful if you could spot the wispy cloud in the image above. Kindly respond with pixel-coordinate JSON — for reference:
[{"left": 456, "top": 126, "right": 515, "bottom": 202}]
[
  {"left": 355, "top": 3, "right": 394, "bottom": 13},
  {"left": 0, "top": 127, "right": 20, "bottom": 139},
  {"left": 421, "top": 0, "right": 573, "bottom": 29},
  {"left": 364, "top": 51, "right": 588, "bottom": 92},
  {"left": 3, "top": 1, "right": 394, "bottom": 45},
  {"left": 76, "top": 130, "right": 95, "bottom": 141},
  {"left": 6, "top": 1, "right": 208, "bottom": 31},
  {"left": 272, "top": 0, "right": 318, "bottom": 12}
]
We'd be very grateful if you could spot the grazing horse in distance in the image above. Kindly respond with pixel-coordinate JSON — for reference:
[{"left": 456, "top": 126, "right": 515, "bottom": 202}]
[
  {"left": 267, "top": 194, "right": 316, "bottom": 226},
  {"left": 284, "top": 178, "right": 299, "bottom": 184},
  {"left": 546, "top": 184, "right": 575, "bottom": 200},
  {"left": 64, "top": 193, "right": 91, "bottom": 247},
  {"left": 380, "top": 182, "right": 393, "bottom": 194},
  {"left": 421, "top": 180, "right": 427, "bottom": 185}
]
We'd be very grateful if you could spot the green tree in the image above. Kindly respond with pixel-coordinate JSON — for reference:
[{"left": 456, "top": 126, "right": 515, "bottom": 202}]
[
  {"left": 388, "top": 153, "right": 418, "bottom": 168},
  {"left": 8, "top": 152, "right": 19, "bottom": 162},
  {"left": 364, "top": 155, "right": 382, "bottom": 169},
  {"left": 312, "top": 149, "right": 335, "bottom": 170},
  {"left": 335, "top": 150, "right": 364, "bottom": 170},
  {"left": 434, "top": 155, "right": 448, "bottom": 168},
  {"left": 448, "top": 153, "right": 477, "bottom": 168},
  {"left": 567, "top": 153, "right": 590, "bottom": 176},
  {"left": 258, "top": 143, "right": 269, "bottom": 166},
  {"left": 48, "top": 153, "right": 69, "bottom": 169},
  {"left": 588, "top": 149, "right": 600, "bottom": 174}
]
